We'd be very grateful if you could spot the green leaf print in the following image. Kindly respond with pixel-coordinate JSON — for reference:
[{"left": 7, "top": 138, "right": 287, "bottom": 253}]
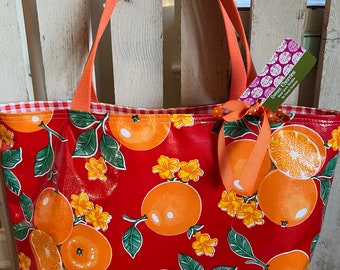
[
  {"left": 312, "top": 155, "right": 338, "bottom": 205},
  {"left": 13, "top": 221, "right": 33, "bottom": 241},
  {"left": 122, "top": 225, "right": 143, "bottom": 259},
  {"left": 223, "top": 120, "right": 256, "bottom": 139},
  {"left": 227, "top": 227, "right": 267, "bottom": 269},
  {"left": 212, "top": 121, "right": 224, "bottom": 135},
  {"left": 320, "top": 154, "right": 338, "bottom": 178},
  {"left": 178, "top": 254, "right": 237, "bottom": 270},
  {"left": 34, "top": 144, "right": 54, "bottom": 177},
  {"left": 244, "top": 115, "right": 262, "bottom": 128},
  {"left": 213, "top": 267, "right": 238, "bottom": 270},
  {"left": 187, "top": 224, "right": 204, "bottom": 239},
  {"left": 3, "top": 169, "right": 21, "bottom": 195},
  {"left": 32, "top": 123, "right": 66, "bottom": 179},
  {"left": 69, "top": 110, "right": 98, "bottom": 129},
  {"left": 178, "top": 254, "right": 204, "bottom": 270},
  {"left": 2, "top": 148, "right": 22, "bottom": 169},
  {"left": 122, "top": 214, "right": 148, "bottom": 258},
  {"left": 320, "top": 180, "right": 331, "bottom": 205},
  {"left": 100, "top": 134, "right": 126, "bottom": 170},
  {"left": 19, "top": 193, "right": 33, "bottom": 222},
  {"left": 73, "top": 129, "right": 98, "bottom": 157},
  {"left": 311, "top": 234, "right": 320, "bottom": 255},
  {"left": 227, "top": 227, "right": 255, "bottom": 259}
]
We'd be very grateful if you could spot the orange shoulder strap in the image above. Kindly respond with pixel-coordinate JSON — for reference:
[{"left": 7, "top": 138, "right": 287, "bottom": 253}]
[
  {"left": 71, "top": 0, "right": 254, "bottom": 111},
  {"left": 71, "top": 0, "right": 118, "bottom": 111},
  {"left": 219, "top": 0, "right": 256, "bottom": 92}
]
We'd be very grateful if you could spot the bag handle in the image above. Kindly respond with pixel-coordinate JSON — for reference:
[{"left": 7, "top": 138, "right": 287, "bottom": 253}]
[
  {"left": 218, "top": 0, "right": 256, "bottom": 100},
  {"left": 71, "top": 0, "right": 256, "bottom": 111},
  {"left": 71, "top": 0, "right": 118, "bottom": 111}
]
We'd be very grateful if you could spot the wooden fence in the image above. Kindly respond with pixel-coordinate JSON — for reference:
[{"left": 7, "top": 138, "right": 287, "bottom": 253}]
[{"left": 1, "top": 0, "right": 340, "bottom": 269}]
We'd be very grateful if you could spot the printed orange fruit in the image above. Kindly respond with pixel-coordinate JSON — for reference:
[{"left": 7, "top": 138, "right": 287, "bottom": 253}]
[
  {"left": 108, "top": 114, "right": 171, "bottom": 151},
  {"left": 0, "top": 111, "right": 53, "bottom": 133},
  {"left": 269, "top": 124, "right": 326, "bottom": 179},
  {"left": 257, "top": 170, "right": 317, "bottom": 227},
  {"left": 266, "top": 249, "right": 309, "bottom": 269},
  {"left": 224, "top": 140, "right": 271, "bottom": 196},
  {"left": 33, "top": 188, "right": 74, "bottom": 245},
  {"left": 141, "top": 181, "right": 202, "bottom": 236},
  {"left": 60, "top": 224, "right": 112, "bottom": 270},
  {"left": 29, "top": 229, "right": 63, "bottom": 270}
]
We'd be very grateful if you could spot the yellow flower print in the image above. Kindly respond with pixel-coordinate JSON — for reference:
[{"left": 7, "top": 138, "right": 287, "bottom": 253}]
[
  {"left": 170, "top": 114, "right": 194, "bottom": 129},
  {"left": 71, "top": 192, "right": 94, "bottom": 217},
  {"left": 18, "top": 252, "right": 31, "bottom": 270},
  {"left": 0, "top": 124, "right": 14, "bottom": 147},
  {"left": 236, "top": 200, "right": 264, "bottom": 228},
  {"left": 85, "top": 204, "right": 112, "bottom": 231},
  {"left": 178, "top": 159, "right": 204, "bottom": 182},
  {"left": 192, "top": 232, "right": 218, "bottom": 257},
  {"left": 85, "top": 157, "right": 107, "bottom": 181},
  {"left": 328, "top": 126, "right": 340, "bottom": 150},
  {"left": 71, "top": 192, "right": 111, "bottom": 231},
  {"left": 218, "top": 190, "right": 243, "bottom": 217},
  {"left": 152, "top": 155, "right": 180, "bottom": 179}
]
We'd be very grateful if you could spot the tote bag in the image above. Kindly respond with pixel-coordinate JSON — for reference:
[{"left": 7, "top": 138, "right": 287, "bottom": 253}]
[{"left": 1, "top": 0, "right": 340, "bottom": 269}]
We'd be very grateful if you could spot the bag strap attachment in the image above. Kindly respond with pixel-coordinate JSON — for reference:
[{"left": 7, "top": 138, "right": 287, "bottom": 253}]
[
  {"left": 71, "top": 0, "right": 118, "bottom": 111},
  {"left": 71, "top": 0, "right": 255, "bottom": 111}
]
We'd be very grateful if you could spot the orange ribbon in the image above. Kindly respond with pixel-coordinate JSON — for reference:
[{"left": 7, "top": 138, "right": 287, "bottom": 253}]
[{"left": 215, "top": 100, "right": 289, "bottom": 196}]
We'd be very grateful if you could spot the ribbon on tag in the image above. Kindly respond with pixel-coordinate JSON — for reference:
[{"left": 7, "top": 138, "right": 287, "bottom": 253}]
[{"left": 213, "top": 101, "right": 289, "bottom": 196}]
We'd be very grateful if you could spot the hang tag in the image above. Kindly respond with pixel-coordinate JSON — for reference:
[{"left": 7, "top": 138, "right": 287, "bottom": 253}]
[{"left": 239, "top": 38, "right": 317, "bottom": 112}]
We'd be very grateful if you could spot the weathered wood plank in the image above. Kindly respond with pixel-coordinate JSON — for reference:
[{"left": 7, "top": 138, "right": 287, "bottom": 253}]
[
  {"left": 310, "top": 1, "right": 340, "bottom": 269},
  {"left": 0, "top": 224, "right": 11, "bottom": 269},
  {"left": 110, "top": 0, "right": 163, "bottom": 107},
  {"left": 22, "top": 0, "right": 47, "bottom": 101},
  {"left": 0, "top": 0, "right": 33, "bottom": 102},
  {"left": 163, "top": 0, "right": 181, "bottom": 108},
  {"left": 0, "top": 229, "right": 11, "bottom": 269},
  {"left": 0, "top": 171, "right": 17, "bottom": 269},
  {"left": 35, "top": 0, "right": 89, "bottom": 100},
  {"left": 249, "top": 0, "right": 307, "bottom": 105},
  {"left": 181, "top": 0, "right": 229, "bottom": 106},
  {"left": 310, "top": 164, "right": 340, "bottom": 270},
  {"left": 314, "top": 0, "right": 340, "bottom": 110}
]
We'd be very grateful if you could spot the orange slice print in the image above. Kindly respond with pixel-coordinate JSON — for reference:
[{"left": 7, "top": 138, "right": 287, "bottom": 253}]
[
  {"left": 60, "top": 224, "right": 112, "bottom": 270},
  {"left": 109, "top": 114, "right": 171, "bottom": 151},
  {"left": 29, "top": 229, "right": 63, "bottom": 270},
  {"left": 141, "top": 181, "right": 202, "bottom": 236},
  {"left": 257, "top": 170, "right": 317, "bottom": 227},
  {"left": 269, "top": 125, "right": 326, "bottom": 179}
]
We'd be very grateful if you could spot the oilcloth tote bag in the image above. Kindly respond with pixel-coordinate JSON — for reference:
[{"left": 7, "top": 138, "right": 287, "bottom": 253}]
[
  {"left": 0, "top": 1, "right": 340, "bottom": 270},
  {"left": 0, "top": 1, "right": 254, "bottom": 269}
]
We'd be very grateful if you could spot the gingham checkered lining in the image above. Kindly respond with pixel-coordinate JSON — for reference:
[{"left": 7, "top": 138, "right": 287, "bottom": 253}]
[
  {"left": 0, "top": 100, "right": 340, "bottom": 116},
  {"left": 0, "top": 100, "right": 217, "bottom": 115}
]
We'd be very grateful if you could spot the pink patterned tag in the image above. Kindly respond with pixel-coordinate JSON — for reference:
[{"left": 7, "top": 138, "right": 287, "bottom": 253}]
[{"left": 239, "top": 38, "right": 308, "bottom": 107}]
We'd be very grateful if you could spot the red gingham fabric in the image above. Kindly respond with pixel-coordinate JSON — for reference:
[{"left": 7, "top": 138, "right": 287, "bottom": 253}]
[
  {"left": 0, "top": 100, "right": 216, "bottom": 115},
  {"left": 1, "top": 100, "right": 339, "bottom": 117}
]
